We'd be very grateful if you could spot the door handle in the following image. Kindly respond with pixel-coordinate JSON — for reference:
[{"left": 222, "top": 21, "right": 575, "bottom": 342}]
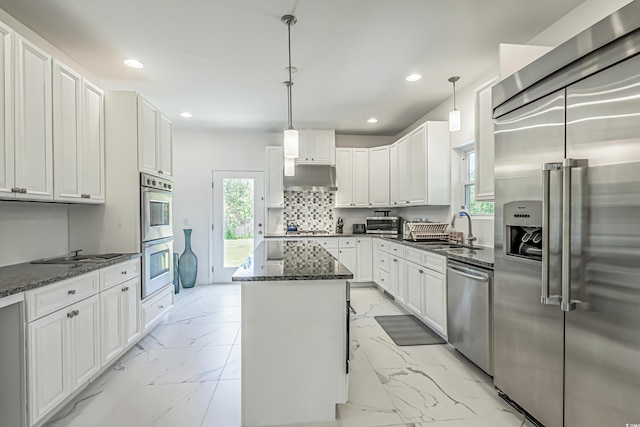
[
  {"left": 541, "top": 163, "right": 562, "bottom": 305},
  {"left": 448, "top": 265, "right": 489, "bottom": 282},
  {"left": 258, "top": 231, "right": 263, "bottom": 235},
  {"left": 561, "top": 158, "right": 588, "bottom": 312}
]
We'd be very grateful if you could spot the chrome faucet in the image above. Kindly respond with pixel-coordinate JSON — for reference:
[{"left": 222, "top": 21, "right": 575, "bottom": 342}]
[{"left": 450, "top": 206, "right": 476, "bottom": 246}]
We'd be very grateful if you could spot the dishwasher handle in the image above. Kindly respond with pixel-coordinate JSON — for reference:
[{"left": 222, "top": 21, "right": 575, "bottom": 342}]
[{"left": 448, "top": 264, "right": 490, "bottom": 282}]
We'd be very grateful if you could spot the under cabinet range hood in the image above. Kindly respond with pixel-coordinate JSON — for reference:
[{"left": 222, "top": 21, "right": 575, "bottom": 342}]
[{"left": 283, "top": 164, "right": 338, "bottom": 192}]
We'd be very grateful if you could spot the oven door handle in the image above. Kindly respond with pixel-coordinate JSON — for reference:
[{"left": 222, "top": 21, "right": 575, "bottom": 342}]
[
  {"left": 447, "top": 264, "right": 490, "bottom": 282},
  {"left": 143, "top": 236, "right": 174, "bottom": 247}
]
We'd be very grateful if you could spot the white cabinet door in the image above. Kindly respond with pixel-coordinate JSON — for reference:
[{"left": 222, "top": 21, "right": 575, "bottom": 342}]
[
  {"left": 339, "top": 247, "right": 356, "bottom": 279},
  {"left": 138, "top": 96, "right": 158, "bottom": 175},
  {"left": 397, "top": 137, "right": 410, "bottom": 205},
  {"left": 425, "top": 121, "right": 450, "bottom": 205},
  {"left": 410, "top": 125, "right": 426, "bottom": 205},
  {"left": 369, "top": 146, "right": 389, "bottom": 207},
  {"left": 14, "top": 36, "right": 53, "bottom": 200},
  {"left": 0, "top": 23, "right": 12, "bottom": 197},
  {"left": 356, "top": 237, "right": 372, "bottom": 282},
  {"left": 266, "top": 146, "right": 284, "bottom": 208},
  {"left": 100, "top": 284, "right": 123, "bottom": 365},
  {"left": 352, "top": 148, "right": 369, "bottom": 207},
  {"left": 123, "top": 279, "right": 141, "bottom": 346},
  {"left": 405, "top": 261, "right": 424, "bottom": 316},
  {"left": 388, "top": 255, "right": 401, "bottom": 297},
  {"left": 69, "top": 295, "right": 100, "bottom": 388},
  {"left": 297, "top": 129, "right": 335, "bottom": 165},
  {"left": 157, "top": 113, "right": 173, "bottom": 177},
  {"left": 423, "top": 269, "right": 447, "bottom": 335},
  {"left": 389, "top": 142, "right": 398, "bottom": 207},
  {"left": 81, "top": 79, "right": 105, "bottom": 202},
  {"left": 52, "top": 60, "right": 82, "bottom": 202},
  {"left": 395, "top": 258, "right": 406, "bottom": 304},
  {"left": 312, "top": 129, "right": 335, "bottom": 165},
  {"left": 28, "top": 307, "right": 67, "bottom": 425},
  {"left": 335, "top": 148, "right": 353, "bottom": 207},
  {"left": 474, "top": 78, "right": 498, "bottom": 201}
]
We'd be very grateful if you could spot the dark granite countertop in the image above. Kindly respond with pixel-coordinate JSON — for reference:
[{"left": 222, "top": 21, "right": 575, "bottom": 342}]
[
  {"left": 0, "top": 253, "right": 141, "bottom": 299},
  {"left": 265, "top": 233, "right": 368, "bottom": 238},
  {"left": 232, "top": 240, "right": 353, "bottom": 282}
]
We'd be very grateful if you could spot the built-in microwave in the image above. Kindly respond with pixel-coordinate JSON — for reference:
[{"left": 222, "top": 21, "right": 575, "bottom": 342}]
[{"left": 365, "top": 217, "right": 402, "bottom": 235}]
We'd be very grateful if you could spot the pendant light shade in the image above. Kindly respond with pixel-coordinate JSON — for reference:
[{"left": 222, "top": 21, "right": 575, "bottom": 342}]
[
  {"left": 282, "top": 15, "right": 299, "bottom": 162},
  {"left": 449, "top": 109, "right": 461, "bottom": 132},
  {"left": 284, "top": 128, "right": 299, "bottom": 158},
  {"left": 448, "top": 76, "right": 461, "bottom": 132},
  {"left": 284, "top": 157, "right": 295, "bottom": 176}
]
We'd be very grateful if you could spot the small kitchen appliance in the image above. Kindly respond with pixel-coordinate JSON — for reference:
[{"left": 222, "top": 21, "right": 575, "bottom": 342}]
[
  {"left": 366, "top": 216, "right": 401, "bottom": 235},
  {"left": 353, "top": 224, "right": 366, "bottom": 234}
]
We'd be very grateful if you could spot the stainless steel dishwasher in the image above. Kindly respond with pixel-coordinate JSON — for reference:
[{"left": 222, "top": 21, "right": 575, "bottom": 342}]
[{"left": 447, "top": 260, "right": 493, "bottom": 375}]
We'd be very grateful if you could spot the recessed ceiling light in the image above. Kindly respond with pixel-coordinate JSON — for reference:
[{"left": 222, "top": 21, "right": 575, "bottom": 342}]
[
  {"left": 180, "top": 112, "right": 192, "bottom": 118},
  {"left": 124, "top": 58, "right": 144, "bottom": 69},
  {"left": 406, "top": 73, "right": 422, "bottom": 82},
  {"left": 367, "top": 118, "right": 378, "bottom": 124}
]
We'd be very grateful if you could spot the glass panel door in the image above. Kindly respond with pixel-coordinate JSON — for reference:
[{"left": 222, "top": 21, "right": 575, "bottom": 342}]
[{"left": 212, "top": 171, "right": 264, "bottom": 283}]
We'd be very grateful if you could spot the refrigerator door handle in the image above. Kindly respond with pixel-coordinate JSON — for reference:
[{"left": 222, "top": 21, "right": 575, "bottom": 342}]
[
  {"left": 542, "top": 162, "right": 562, "bottom": 305},
  {"left": 561, "top": 158, "right": 588, "bottom": 312}
]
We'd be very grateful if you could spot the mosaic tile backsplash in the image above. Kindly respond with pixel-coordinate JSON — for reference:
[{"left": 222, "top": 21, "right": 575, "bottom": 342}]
[{"left": 284, "top": 191, "right": 334, "bottom": 231}]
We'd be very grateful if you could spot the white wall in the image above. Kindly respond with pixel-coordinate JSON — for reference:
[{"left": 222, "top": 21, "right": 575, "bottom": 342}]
[
  {"left": 173, "top": 129, "right": 282, "bottom": 284},
  {"left": 0, "top": 202, "right": 69, "bottom": 266}
]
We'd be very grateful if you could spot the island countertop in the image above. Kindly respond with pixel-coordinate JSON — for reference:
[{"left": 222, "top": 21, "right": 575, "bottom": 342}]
[{"left": 231, "top": 240, "right": 353, "bottom": 282}]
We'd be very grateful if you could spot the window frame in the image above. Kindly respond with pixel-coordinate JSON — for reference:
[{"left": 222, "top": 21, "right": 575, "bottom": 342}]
[{"left": 461, "top": 145, "right": 494, "bottom": 217}]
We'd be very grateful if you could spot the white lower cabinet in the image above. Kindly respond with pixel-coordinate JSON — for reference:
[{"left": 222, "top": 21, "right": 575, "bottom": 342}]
[
  {"left": 405, "top": 261, "right": 424, "bottom": 316},
  {"left": 374, "top": 238, "right": 448, "bottom": 337},
  {"left": 338, "top": 247, "right": 356, "bottom": 278},
  {"left": 355, "top": 237, "right": 372, "bottom": 282},
  {"left": 27, "top": 294, "right": 100, "bottom": 425},
  {"left": 100, "top": 277, "right": 140, "bottom": 366}
]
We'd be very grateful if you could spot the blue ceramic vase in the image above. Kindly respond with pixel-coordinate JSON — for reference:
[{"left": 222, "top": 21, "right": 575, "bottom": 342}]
[
  {"left": 179, "top": 229, "right": 197, "bottom": 288},
  {"left": 173, "top": 253, "right": 180, "bottom": 294}
]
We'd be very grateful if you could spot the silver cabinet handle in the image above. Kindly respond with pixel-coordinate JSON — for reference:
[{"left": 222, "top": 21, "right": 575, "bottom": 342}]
[
  {"left": 81, "top": 194, "right": 91, "bottom": 198},
  {"left": 159, "top": 305, "right": 164, "bottom": 309},
  {"left": 393, "top": 259, "right": 397, "bottom": 262},
  {"left": 542, "top": 162, "right": 561, "bottom": 305},
  {"left": 67, "top": 311, "right": 75, "bottom": 318},
  {"left": 68, "top": 290, "right": 76, "bottom": 295},
  {"left": 121, "top": 270, "right": 127, "bottom": 275},
  {"left": 419, "top": 269, "right": 424, "bottom": 274},
  {"left": 73, "top": 309, "right": 79, "bottom": 316}
]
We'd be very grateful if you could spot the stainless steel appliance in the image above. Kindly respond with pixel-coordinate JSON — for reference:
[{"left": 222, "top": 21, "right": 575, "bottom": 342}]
[
  {"left": 141, "top": 173, "right": 173, "bottom": 242},
  {"left": 142, "top": 237, "right": 174, "bottom": 298},
  {"left": 493, "top": 5, "right": 640, "bottom": 425},
  {"left": 141, "top": 173, "right": 174, "bottom": 299},
  {"left": 352, "top": 224, "right": 366, "bottom": 234},
  {"left": 366, "top": 216, "right": 401, "bottom": 235},
  {"left": 447, "top": 260, "right": 493, "bottom": 375}
]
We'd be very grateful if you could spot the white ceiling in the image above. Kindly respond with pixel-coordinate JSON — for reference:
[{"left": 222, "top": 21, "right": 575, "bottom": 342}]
[{"left": 0, "top": 0, "right": 585, "bottom": 135}]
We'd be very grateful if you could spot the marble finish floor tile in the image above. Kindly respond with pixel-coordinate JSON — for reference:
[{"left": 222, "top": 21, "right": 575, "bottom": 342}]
[
  {"left": 46, "top": 381, "right": 217, "bottom": 427},
  {"left": 46, "top": 284, "right": 533, "bottom": 427}
]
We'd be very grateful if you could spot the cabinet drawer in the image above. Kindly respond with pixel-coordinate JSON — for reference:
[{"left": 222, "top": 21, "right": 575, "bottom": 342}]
[
  {"left": 423, "top": 252, "right": 447, "bottom": 274},
  {"left": 27, "top": 272, "right": 100, "bottom": 322},
  {"left": 142, "top": 285, "right": 174, "bottom": 331},
  {"left": 338, "top": 238, "right": 356, "bottom": 248},
  {"left": 379, "top": 269, "right": 390, "bottom": 291},
  {"left": 405, "top": 247, "right": 423, "bottom": 264},
  {"left": 100, "top": 259, "right": 141, "bottom": 291},
  {"left": 379, "top": 252, "right": 390, "bottom": 272},
  {"left": 315, "top": 238, "right": 338, "bottom": 250},
  {"left": 376, "top": 239, "right": 389, "bottom": 253},
  {"left": 387, "top": 242, "right": 406, "bottom": 258}
]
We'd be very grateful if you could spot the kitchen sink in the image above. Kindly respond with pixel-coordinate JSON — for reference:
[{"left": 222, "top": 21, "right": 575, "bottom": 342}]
[
  {"left": 411, "top": 242, "right": 483, "bottom": 251},
  {"left": 31, "top": 253, "right": 123, "bottom": 265}
]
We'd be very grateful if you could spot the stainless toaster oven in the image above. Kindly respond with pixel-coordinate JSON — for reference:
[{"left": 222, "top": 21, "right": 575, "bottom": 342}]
[{"left": 365, "top": 217, "right": 402, "bottom": 235}]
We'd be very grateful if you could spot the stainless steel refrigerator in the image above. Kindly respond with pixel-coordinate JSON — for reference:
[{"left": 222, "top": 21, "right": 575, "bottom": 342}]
[{"left": 492, "top": 3, "right": 640, "bottom": 426}]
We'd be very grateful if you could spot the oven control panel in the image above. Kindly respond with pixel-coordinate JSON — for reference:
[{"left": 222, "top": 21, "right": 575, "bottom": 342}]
[{"left": 141, "top": 173, "right": 173, "bottom": 191}]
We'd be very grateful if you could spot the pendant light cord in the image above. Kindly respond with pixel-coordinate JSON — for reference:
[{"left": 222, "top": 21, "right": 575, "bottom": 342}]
[{"left": 286, "top": 18, "right": 294, "bottom": 129}]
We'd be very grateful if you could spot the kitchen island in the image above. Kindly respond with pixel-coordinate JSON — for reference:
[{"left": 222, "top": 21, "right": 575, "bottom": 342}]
[{"left": 232, "top": 240, "right": 353, "bottom": 427}]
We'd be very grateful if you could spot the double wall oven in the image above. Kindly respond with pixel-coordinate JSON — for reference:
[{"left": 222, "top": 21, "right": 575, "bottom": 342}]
[{"left": 141, "top": 173, "right": 174, "bottom": 299}]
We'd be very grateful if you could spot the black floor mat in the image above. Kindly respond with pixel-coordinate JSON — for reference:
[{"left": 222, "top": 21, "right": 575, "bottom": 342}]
[{"left": 374, "top": 314, "right": 446, "bottom": 346}]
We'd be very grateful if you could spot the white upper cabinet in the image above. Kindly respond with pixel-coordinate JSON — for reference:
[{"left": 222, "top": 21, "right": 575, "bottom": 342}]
[
  {"left": 474, "top": 78, "right": 498, "bottom": 201},
  {"left": 389, "top": 142, "right": 398, "bottom": 207},
  {"left": 0, "top": 22, "right": 13, "bottom": 198},
  {"left": 266, "top": 146, "right": 284, "bottom": 208},
  {"left": 392, "top": 122, "right": 450, "bottom": 207},
  {"left": 14, "top": 35, "right": 53, "bottom": 200},
  {"left": 138, "top": 95, "right": 173, "bottom": 179},
  {"left": 297, "top": 129, "right": 335, "bottom": 165},
  {"left": 369, "top": 145, "right": 390, "bottom": 207},
  {"left": 52, "top": 60, "right": 105, "bottom": 203},
  {"left": 336, "top": 147, "right": 369, "bottom": 207}
]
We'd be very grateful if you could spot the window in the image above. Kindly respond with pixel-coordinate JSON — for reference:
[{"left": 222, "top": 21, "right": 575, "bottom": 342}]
[{"left": 462, "top": 148, "right": 494, "bottom": 215}]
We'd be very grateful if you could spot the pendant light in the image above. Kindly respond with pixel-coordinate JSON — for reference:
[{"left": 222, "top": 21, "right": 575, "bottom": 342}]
[
  {"left": 448, "top": 76, "right": 461, "bottom": 132},
  {"left": 284, "top": 157, "right": 295, "bottom": 176},
  {"left": 282, "top": 15, "right": 299, "bottom": 159}
]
